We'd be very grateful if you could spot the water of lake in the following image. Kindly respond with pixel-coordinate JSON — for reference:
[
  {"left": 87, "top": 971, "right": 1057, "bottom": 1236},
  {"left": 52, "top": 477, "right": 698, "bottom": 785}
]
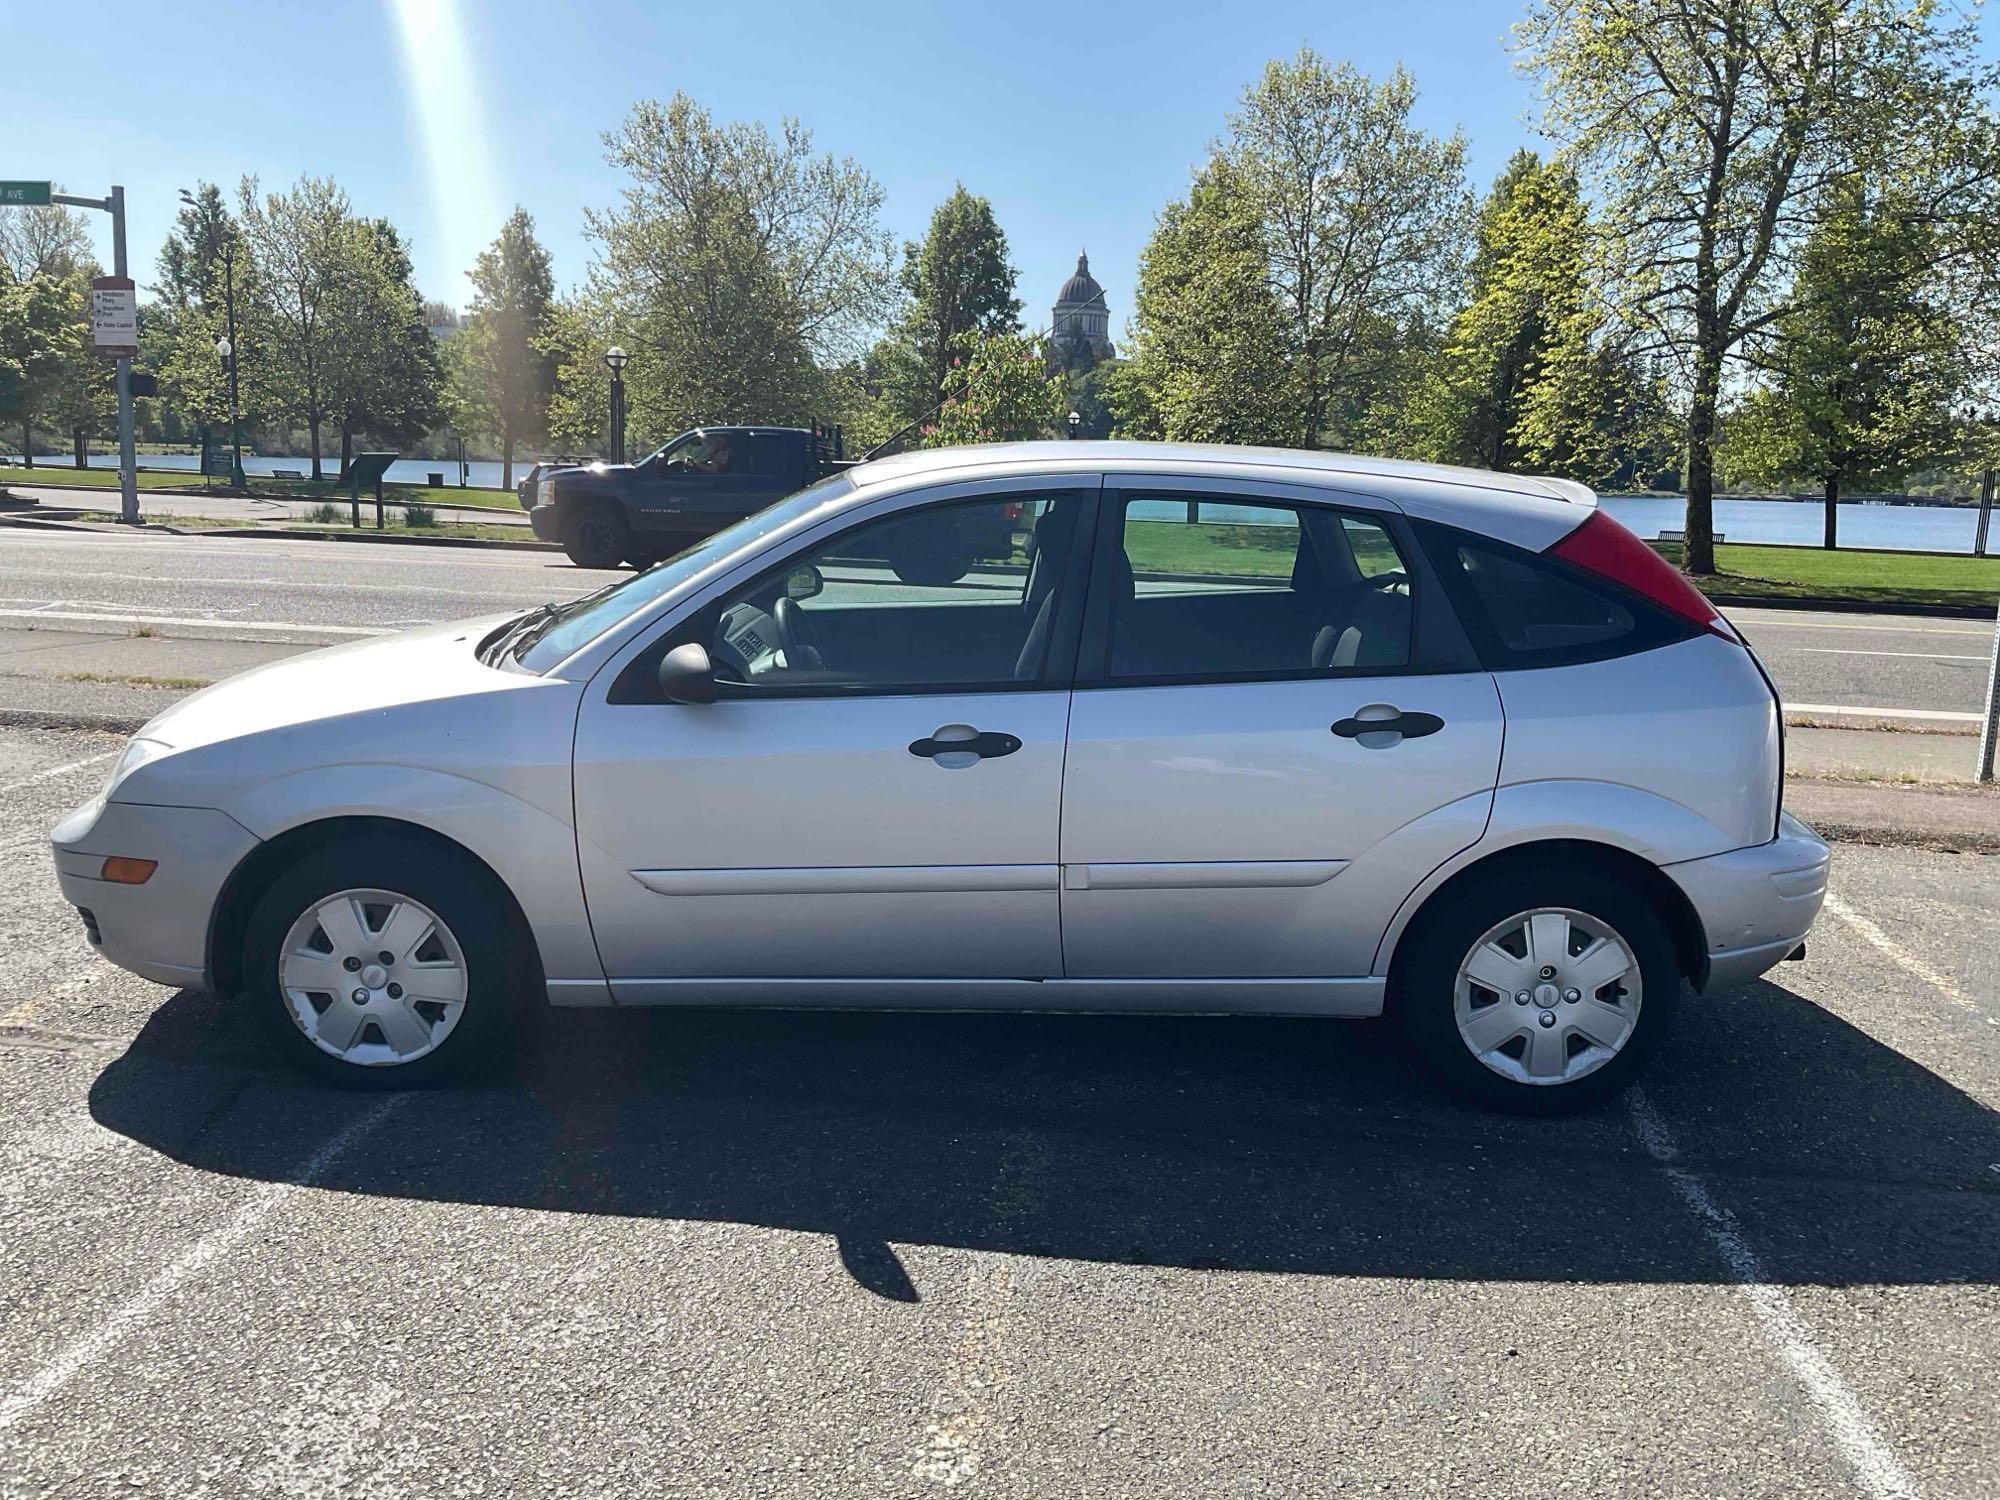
[{"left": 7, "top": 453, "right": 1991, "bottom": 553}]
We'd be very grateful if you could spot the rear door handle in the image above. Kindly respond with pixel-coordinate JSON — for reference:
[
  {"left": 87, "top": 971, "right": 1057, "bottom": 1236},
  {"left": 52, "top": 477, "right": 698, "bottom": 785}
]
[
  {"left": 1331, "top": 707, "right": 1444, "bottom": 746},
  {"left": 909, "top": 725, "right": 1022, "bottom": 767}
]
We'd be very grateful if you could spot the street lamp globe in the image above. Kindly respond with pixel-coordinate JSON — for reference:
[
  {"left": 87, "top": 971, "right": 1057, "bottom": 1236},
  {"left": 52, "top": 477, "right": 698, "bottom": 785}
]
[
  {"left": 1066, "top": 409, "right": 1082, "bottom": 438},
  {"left": 214, "top": 337, "right": 232, "bottom": 360},
  {"left": 603, "top": 345, "right": 629, "bottom": 375}
]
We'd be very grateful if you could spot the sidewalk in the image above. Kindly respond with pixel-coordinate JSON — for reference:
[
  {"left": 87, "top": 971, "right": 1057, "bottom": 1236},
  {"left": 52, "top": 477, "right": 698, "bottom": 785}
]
[{"left": 1, "top": 482, "right": 530, "bottom": 527}]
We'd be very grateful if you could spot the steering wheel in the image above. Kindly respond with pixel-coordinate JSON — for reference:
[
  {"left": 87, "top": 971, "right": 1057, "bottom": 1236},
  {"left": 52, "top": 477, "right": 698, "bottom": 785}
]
[{"left": 773, "top": 596, "right": 828, "bottom": 671}]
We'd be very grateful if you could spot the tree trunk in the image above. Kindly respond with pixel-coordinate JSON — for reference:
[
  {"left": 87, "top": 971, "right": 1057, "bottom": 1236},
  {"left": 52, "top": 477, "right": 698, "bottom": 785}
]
[
  {"left": 1682, "top": 352, "right": 1721, "bottom": 575},
  {"left": 1822, "top": 475, "right": 1840, "bottom": 550},
  {"left": 72, "top": 427, "right": 87, "bottom": 468},
  {"left": 21, "top": 419, "right": 32, "bottom": 469},
  {"left": 339, "top": 422, "right": 353, "bottom": 482},
  {"left": 502, "top": 429, "right": 513, "bottom": 492},
  {"left": 309, "top": 419, "right": 323, "bottom": 482}
]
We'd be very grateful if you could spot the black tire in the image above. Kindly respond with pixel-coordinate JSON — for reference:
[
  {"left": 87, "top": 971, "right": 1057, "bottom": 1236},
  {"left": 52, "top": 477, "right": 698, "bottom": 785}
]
[
  {"left": 241, "top": 836, "right": 527, "bottom": 1089},
  {"left": 563, "top": 502, "right": 631, "bottom": 570},
  {"left": 1392, "top": 860, "right": 1680, "bottom": 1115}
]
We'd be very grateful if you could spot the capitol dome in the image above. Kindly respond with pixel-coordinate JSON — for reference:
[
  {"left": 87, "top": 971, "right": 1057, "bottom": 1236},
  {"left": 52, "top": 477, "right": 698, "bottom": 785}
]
[{"left": 1050, "top": 250, "right": 1113, "bottom": 372}]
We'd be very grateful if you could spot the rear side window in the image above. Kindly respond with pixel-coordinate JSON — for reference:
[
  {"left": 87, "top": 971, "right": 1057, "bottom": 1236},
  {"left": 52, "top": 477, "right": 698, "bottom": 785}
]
[{"left": 1419, "top": 524, "right": 1691, "bottom": 669}]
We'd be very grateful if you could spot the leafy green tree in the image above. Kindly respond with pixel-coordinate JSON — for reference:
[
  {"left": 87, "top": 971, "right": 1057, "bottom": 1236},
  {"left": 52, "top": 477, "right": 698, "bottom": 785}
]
[
  {"left": 1725, "top": 182, "right": 1960, "bottom": 546},
  {"left": 1224, "top": 50, "right": 1470, "bottom": 448},
  {"left": 1519, "top": 0, "right": 2000, "bottom": 573},
  {"left": 455, "top": 208, "right": 556, "bottom": 488},
  {"left": 0, "top": 200, "right": 92, "bottom": 282},
  {"left": 920, "top": 332, "right": 1065, "bottom": 447},
  {"left": 326, "top": 218, "right": 444, "bottom": 476},
  {"left": 541, "top": 295, "right": 614, "bottom": 458},
  {"left": 875, "top": 186, "right": 1021, "bottom": 425},
  {"left": 0, "top": 265, "right": 85, "bottom": 464},
  {"left": 1111, "top": 159, "right": 1294, "bottom": 443},
  {"left": 580, "top": 94, "right": 895, "bottom": 441},
  {"left": 238, "top": 175, "right": 355, "bottom": 479},
  {"left": 147, "top": 182, "right": 256, "bottom": 454}
]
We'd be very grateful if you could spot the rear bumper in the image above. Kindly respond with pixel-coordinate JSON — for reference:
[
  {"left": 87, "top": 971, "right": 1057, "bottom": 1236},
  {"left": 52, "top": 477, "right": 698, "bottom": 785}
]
[
  {"left": 50, "top": 796, "right": 258, "bottom": 991},
  {"left": 1664, "top": 812, "right": 1830, "bottom": 992}
]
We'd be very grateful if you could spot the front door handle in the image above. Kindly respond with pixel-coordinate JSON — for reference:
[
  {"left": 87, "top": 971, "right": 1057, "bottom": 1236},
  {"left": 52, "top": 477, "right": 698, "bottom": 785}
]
[
  {"left": 909, "top": 725, "right": 1022, "bottom": 767},
  {"left": 1331, "top": 706, "right": 1445, "bottom": 746}
]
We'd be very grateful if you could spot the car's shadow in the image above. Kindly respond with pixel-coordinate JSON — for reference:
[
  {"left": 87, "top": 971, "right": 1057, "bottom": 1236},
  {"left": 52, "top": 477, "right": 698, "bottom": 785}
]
[{"left": 87, "top": 978, "right": 1999, "bottom": 1298}]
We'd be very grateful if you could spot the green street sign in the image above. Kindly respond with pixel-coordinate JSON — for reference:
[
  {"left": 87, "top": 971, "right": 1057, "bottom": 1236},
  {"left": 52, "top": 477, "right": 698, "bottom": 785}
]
[{"left": 0, "top": 181, "right": 53, "bottom": 207}]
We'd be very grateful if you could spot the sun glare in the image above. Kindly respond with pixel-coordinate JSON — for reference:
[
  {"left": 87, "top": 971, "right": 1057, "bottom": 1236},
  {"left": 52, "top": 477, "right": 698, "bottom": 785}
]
[{"left": 386, "top": 0, "right": 506, "bottom": 295}]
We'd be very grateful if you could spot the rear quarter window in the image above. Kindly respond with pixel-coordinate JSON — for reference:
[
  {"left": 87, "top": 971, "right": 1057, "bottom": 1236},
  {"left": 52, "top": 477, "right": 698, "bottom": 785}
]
[{"left": 1416, "top": 521, "right": 1693, "bottom": 670}]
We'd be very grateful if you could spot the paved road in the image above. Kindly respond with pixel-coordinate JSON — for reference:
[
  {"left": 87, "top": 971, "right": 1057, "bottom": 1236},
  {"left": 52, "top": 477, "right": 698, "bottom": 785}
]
[
  {"left": 0, "top": 721, "right": 1994, "bottom": 1496},
  {"left": 0, "top": 527, "right": 1989, "bottom": 721}
]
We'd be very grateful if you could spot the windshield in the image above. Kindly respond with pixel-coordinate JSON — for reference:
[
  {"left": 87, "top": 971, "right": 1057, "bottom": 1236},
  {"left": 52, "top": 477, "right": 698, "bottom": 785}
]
[{"left": 512, "top": 471, "right": 857, "bottom": 673}]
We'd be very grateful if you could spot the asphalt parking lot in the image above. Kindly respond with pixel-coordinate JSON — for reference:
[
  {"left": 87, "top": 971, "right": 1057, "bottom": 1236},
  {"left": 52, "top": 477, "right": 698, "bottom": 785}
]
[{"left": 2, "top": 715, "right": 1996, "bottom": 1497}]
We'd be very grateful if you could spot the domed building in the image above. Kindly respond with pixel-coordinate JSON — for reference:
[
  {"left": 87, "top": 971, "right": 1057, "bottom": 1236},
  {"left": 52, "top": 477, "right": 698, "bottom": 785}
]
[{"left": 1049, "top": 251, "right": 1114, "bottom": 373}]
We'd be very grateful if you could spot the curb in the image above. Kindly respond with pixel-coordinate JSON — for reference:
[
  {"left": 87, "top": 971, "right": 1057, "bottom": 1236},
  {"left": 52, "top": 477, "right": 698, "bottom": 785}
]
[
  {"left": 193, "top": 526, "right": 560, "bottom": 553},
  {"left": 3, "top": 474, "right": 521, "bottom": 515},
  {"left": 1804, "top": 819, "right": 2000, "bottom": 855},
  {"left": 1708, "top": 591, "right": 1997, "bottom": 621}
]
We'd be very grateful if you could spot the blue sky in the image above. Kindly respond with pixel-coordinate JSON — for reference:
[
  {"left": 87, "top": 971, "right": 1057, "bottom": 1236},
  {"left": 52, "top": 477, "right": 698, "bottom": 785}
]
[{"left": 9, "top": 0, "right": 1571, "bottom": 336}]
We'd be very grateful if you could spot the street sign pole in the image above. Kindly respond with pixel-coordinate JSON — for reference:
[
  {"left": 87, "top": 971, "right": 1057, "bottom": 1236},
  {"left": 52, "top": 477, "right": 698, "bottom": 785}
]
[
  {"left": 49, "top": 183, "right": 139, "bottom": 523},
  {"left": 110, "top": 186, "right": 136, "bottom": 525}
]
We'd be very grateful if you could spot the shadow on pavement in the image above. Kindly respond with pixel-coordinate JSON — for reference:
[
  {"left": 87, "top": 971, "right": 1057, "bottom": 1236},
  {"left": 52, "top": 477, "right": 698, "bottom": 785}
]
[{"left": 88, "top": 977, "right": 2000, "bottom": 1295}]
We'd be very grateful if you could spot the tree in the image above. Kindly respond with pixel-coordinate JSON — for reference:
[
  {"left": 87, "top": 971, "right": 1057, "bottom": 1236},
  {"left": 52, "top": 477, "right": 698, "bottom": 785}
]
[
  {"left": 919, "top": 331, "right": 1066, "bottom": 448},
  {"left": 1112, "top": 159, "right": 1293, "bottom": 443},
  {"left": 148, "top": 182, "right": 256, "bottom": 453},
  {"left": 326, "top": 219, "right": 444, "bottom": 475},
  {"left": 1223, "top": 50, "right": 1470, "bottom": 448},
  {"left": 455, "top": 209, "right": 556, "bottom": 489},
  {"left": 238, "top": 176, "right": 354, "bottom": 479},
  {"left": 876, "top": 186, "right": 1021, "bottom": 425},
  {"left": 1725, "top": 182, "right": 1959, "bottom": 545},
  {"left": 0, "top": 266, "right": 84, "bottom": 464},
  {"left": 580, "top": 94, "right": 896, "bottom": 442},
  {"left": 1519, "top": 0, "right": 2000, "bottom": 573},
  {"left": 0, "top": 200, "right": 92, "bottom": 282}
]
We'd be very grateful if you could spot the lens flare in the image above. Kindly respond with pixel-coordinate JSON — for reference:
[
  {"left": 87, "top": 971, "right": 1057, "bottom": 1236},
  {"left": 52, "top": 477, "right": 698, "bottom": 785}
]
[{"left": 386, "top": 0, "right": 506, "bottom": 294}]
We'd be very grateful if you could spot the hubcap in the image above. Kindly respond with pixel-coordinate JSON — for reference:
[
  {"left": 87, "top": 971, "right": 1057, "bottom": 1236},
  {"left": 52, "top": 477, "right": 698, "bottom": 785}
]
[
  {"left": 1453, "top": 907, "right": 1642, "bottom": 1086},
  {"left": 277, "top": 888, "right": 468, "bottom": 1067}
]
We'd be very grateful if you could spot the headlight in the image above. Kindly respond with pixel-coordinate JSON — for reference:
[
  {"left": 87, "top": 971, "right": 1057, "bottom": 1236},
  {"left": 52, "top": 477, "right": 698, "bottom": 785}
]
[{"left": 103, "top": 737, "right": 173, "bottom": 798}]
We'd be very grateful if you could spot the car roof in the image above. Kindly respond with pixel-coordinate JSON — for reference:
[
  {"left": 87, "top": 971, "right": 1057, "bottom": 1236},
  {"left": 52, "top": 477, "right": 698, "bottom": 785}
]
[{"left": 849, "top": 440, "right": 1597, "bottom": 506}]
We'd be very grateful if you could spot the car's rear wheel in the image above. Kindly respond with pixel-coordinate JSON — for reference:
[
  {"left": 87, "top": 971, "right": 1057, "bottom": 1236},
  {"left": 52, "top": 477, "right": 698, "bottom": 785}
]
[
  {"left": 563, "top": 503, "right": 630, "bottom": 570},
  {"left": 242, "top": 838, "right": 524, "bottom": 1088},
  {"left": 1395, "top": 863, "right": 1679, "bottom": 1114}
]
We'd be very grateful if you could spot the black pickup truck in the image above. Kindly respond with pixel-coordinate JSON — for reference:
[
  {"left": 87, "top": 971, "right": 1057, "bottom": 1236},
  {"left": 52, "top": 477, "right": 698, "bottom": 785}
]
[
  {"left": 523, "top": 423, "right": 1016, "bottom": 578},
  {"left": 523, "top": 426, "right": 849, "bottom": 569}
]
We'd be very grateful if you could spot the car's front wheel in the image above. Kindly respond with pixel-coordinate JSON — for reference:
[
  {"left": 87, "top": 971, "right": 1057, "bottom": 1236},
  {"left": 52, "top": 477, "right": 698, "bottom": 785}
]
[
  {"left": 242, "top": 837, "right": 524, "bottom": 1088},
  {"left": 562, "top": 502, "right": 631, "bottom": 570},
  {"left": 1395, "top": 862, "right": 1680, "bottom": 1114}
]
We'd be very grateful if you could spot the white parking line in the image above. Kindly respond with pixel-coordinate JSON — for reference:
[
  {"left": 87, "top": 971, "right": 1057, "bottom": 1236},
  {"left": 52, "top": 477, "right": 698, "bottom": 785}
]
[
  {"left": 0, "top": 750, "right": 116, "bottom": 796},
  {"left": 1786, "top": 702, "right": 1982, "bottom": 723},
  {"left": 0, "top": 1096, "right": 408, "bottom": 1435},
  {"left": 1735, "top": 615, "right": 1987, "bottom": 637},
  {"left": 1823, "top": 891, "right": 1977, "bottom": 1013},
  {"left": 1796, "top": 648, "right": 1987, "bottom": 662},
  {"left": 1627, "top": 1092, "right": 1919, "bottom": 1500}
]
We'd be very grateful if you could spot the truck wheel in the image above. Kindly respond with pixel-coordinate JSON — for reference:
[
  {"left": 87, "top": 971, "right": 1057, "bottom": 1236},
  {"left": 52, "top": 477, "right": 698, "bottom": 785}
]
[{"left": 564, "top": 504, "right": 631, "bottom": 570}]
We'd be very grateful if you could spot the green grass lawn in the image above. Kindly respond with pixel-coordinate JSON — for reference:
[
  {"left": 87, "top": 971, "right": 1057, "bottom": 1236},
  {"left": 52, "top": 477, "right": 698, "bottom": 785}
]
[
  {"left": 1, "top": 463, "right": 521, "bottom": 511},
  {"left": 1651, "top": 540, "right": 2000, "bottom": 610}
]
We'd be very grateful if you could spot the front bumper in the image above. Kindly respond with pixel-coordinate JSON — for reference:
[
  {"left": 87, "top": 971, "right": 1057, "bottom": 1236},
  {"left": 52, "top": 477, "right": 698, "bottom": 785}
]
[
  {"left": 51, "top": 796, "right": 259, "bottom": 990},
  {"left": 1664, "top": 811, "right": 1831, "bottom": 992},
  {"left": 529, "top": 503, "right": 563, "bottom": 543}
]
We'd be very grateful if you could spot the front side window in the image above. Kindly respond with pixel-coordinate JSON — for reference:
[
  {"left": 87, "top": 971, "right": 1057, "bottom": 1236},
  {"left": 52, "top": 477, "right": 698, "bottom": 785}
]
[
  {"left": 1103, "top": 497, "right": 1415, "bottom": 681},
  {"left": 692, "top": 492, "right": 1087, "bottom": 696}
]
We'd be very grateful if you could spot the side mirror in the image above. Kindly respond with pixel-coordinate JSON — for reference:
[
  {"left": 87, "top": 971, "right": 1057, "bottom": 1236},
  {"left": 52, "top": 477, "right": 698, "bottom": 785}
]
[
  {"left": 783, "top": 564, "right": 824, "bottom": 601},
  {"left": 656, "top": 642, "right": 717, "bottom": 705}
]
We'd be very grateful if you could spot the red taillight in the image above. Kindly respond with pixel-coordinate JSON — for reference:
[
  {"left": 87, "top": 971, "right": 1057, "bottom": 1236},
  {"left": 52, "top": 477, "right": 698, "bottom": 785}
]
[
  {"left": 1546, "top": 510, "right": 1737, "bottom": 640},
  {"left": 1001, "top": 501, "right": 1023, "bottom": 522}
]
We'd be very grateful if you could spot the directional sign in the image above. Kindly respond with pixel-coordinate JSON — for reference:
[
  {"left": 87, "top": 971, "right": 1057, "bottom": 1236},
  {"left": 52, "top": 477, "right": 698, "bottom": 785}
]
[
  {"left": 0, "top": 181, "right": 52, "bottom": 207},
  {"left": 91, "top": 275, "right": 138, "bottom": 359}
]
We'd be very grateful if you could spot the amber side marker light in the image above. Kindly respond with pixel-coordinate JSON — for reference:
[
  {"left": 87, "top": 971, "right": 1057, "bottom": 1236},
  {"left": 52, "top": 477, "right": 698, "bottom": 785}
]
[{"left": 100, "top": 857, "right": 157, "bottom": 885}]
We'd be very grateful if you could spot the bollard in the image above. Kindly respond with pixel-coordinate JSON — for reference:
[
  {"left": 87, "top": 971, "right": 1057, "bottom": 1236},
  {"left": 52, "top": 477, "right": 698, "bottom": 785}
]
[{"left": 1979, "top": 597, "right": 1999, "bottom": 783}]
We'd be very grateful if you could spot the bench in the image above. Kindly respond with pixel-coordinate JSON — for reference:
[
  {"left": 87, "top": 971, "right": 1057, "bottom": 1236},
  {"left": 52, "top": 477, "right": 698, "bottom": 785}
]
[
  {"left": 1656, "top": 529, "right": 1724, "bottom": 543},
  {"left": 269, "top": 468, "right": 305, "bottom": 479}
]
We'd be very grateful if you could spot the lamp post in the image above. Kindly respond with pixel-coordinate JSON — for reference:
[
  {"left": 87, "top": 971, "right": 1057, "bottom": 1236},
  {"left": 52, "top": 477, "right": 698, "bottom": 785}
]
[
  {"left": 183, "top": 188, "right": 246, "bottom": 487},
  {"left": 1067, "top": 409, "right": 1082, "bottom": 440},
  {"left": 603, "top": 346, "right": 629, "bottom": 464}
]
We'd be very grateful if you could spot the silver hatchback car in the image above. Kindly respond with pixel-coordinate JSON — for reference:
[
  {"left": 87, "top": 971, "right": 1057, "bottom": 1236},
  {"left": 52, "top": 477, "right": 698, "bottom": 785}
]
[{"left": 51, "top": 444, "right": 1828, "bottom": 1111}]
